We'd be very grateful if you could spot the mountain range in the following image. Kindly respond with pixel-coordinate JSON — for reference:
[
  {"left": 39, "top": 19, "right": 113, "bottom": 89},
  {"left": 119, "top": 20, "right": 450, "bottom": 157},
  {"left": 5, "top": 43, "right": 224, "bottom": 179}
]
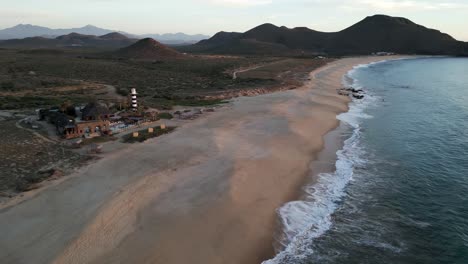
[
  {"left": 0, "top": 32, "right": 137, "bottom": 49},
  {"left": 1, "top": 15, "right": 467, "bottom": 56},
  {"left": 185, "top": 15, "right": 468, "bottom": 56},
  {"left": 0, "top": 24, "right": 210, "bottom": 45}
]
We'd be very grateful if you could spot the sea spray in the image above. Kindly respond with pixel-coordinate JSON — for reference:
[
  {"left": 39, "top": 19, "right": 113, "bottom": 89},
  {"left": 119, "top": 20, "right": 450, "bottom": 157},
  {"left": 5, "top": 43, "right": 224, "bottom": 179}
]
[
  {"left": 266, "top": 57, "right": 468, "bottom": 264},
  {"left": 263, "top": 63, "right": 381, "bottom": 264}
]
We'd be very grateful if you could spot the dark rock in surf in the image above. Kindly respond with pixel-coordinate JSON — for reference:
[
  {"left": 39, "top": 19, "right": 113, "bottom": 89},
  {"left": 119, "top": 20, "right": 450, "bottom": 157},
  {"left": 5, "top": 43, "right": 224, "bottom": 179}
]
[{"left": 353, "top": 94, "right": 365, "bottom": 99}]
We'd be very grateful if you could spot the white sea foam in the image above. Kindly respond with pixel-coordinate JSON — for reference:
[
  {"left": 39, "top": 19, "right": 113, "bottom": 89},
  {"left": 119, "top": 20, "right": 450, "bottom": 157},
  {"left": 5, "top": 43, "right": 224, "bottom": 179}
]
[{"left": 263, "top": 62, "right": 383, "bottom": 264}]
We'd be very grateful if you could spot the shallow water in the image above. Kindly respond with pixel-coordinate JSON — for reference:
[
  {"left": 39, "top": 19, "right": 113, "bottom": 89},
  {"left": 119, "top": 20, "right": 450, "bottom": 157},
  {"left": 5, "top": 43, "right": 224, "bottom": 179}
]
[{"left": 266, "top": 57, "right": 468, "bottom": 264}]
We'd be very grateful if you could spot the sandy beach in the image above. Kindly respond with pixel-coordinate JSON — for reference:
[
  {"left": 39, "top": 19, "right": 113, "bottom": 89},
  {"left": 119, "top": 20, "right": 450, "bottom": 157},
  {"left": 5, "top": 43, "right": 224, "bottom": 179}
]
[{"left": 0, "top": 56, "right": 404, "bottom": 264}]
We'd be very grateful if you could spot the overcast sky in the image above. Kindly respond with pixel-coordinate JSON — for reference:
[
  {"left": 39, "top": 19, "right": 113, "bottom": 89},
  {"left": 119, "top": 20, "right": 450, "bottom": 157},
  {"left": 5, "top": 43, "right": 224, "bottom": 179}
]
[{"left": 1, "top": 0, "right": 467, "bottom": 40}]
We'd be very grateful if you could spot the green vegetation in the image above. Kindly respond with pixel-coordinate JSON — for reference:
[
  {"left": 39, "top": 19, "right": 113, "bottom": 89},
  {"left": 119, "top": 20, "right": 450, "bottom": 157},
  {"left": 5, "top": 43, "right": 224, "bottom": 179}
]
[
  {"left": 0, "top": 119, "right": 85, "bottom": 193},
  {"left": 0, "top": 96, "right": 63, "bottom": 109},
  {"left": 1, "top": 81, "right": 14, "bottom": 89},
  {"left": 81, "top": 136, "right": 118, "bottom": 145},
  {"left": 0, "top": 95, "right": 93, "bottom": 110},
  {"left": 150, "top": 97, "right": 228, "bottom": 109},
  {"left": 15, "top": 170, "right": 55, "bottom": 192},
  {"left": 174, "top": 98, "right": 228, "bottom": 107},
  {"left": 0, "top": 48, "right": 330, "bottom": 110},
  {"left": 116, "top": 87, "right": 129, "bottom": 96},
  {"left": 157, "top": 112, "right": 173, "bottom": 119},
  {"left": 0, "top": 49, "right": 283, "bottom": 110},
  {"left": 122, "top": 126, "right": 176, "bottom": 143}
]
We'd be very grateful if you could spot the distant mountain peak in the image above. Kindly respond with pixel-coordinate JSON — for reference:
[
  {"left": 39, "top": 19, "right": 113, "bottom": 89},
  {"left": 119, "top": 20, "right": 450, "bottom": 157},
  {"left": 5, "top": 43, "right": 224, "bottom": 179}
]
[
  {"left": 63, "top": 32, "right": 87, "bottom": 36},
  {"left": 190, "top": 14, "right": 464, "bottom": 56},
  {"left": 0, "top": 24, "right": 210, "bottom": 44},
  {"left": 364, "top": 15, "right": 413, "bottom": 23},
  {"left": 292, "top": 26, "right": 312, "bottom": 31},
  {"left": 10, "top": 24, "right": 48, "bottom": 30},
  {"left": 252, "top": 23, "right": 279, "bottom": 30},
  {"left": 56, "top": 32, "right": 94, "bottom": 38},
  {"left": 82, "top": 24, "right": 99, "bottom": 29},
  {"left": 139, "top": 38, "right": 160, "bottom": 45},
  {"left": 367, "top": 14, "right": 392, "bottom": 19},
  {"left": 115, "top": 38, "right": 183, "bottom": 59},
  {"left": 362, "top": 14, "right": 415, "bottom": 25},
  {"left": 100, "top": 32, "right": 129, "bottom": 40}
]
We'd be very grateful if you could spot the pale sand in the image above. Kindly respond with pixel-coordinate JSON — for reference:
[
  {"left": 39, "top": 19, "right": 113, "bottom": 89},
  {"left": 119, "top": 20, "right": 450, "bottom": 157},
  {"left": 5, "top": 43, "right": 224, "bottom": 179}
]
[{"left": 0, "top": 56, "right": 406, "bottom": 264}]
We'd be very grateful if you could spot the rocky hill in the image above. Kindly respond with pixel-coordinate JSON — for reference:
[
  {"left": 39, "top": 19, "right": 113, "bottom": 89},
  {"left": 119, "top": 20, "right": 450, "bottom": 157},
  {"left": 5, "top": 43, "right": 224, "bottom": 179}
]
[
  {"left": 99, "top": 32, "right": 130, "bottom": 40},
  {"left": 329, "top": 15, "right": 460, "bottom": 55},
  {"left": 113, "top": 38, "right": 183, "bottom": 59},
  {"left": 185, "top": 15, "right": 467, "bottom": 56}
]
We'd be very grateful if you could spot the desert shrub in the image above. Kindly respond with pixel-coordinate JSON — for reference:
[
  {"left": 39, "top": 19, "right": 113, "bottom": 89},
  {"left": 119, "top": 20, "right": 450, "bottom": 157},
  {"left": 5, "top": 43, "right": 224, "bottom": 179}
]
[
  {"left": 117, "top": 87, "right": 129, "bottom": 96},
  {"left": 122, "top": 126, "right": 176, "bottom": 143},
  {"left": 15, "top": 173, "right": 47, "bottom": 192},
  {"left": 157, "top": 112, "right": 173, "bottom": 119},
  {"left": 0, "top": 96, "right": 63, "bottom": 110},
  {"left": 15, "top": 179, "right": 30, "bottom": 192},
  {"left": 1, "top": 81, "right": 14, "bottom": 89},
  {"left": 175, "top": 98, "right": 227, "bottom": 106}
]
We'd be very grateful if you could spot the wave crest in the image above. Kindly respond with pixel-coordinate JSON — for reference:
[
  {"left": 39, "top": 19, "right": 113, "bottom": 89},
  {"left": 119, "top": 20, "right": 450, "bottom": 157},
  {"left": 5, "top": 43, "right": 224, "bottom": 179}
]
[{"left": 263, "top": 63, "right": 380, "bottom": 264}]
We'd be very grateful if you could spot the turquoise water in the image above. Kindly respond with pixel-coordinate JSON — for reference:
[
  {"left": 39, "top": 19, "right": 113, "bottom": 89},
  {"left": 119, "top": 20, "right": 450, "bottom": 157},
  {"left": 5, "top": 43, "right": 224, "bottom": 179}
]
[{"left": 266, "top": 57, "right": 468, "bottom": 264}]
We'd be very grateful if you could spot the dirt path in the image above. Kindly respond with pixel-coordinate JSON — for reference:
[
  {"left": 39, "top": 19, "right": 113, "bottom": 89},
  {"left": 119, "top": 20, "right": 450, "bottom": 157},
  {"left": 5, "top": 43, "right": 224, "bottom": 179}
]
[
  {"left": 15, "top": 118, "right": 58, "bottom": 144},
  {"left": 232, "top": 64, "right": 267, "bottom": 79},
  {"left": 100, "top": 85, "right": 126, "bottom": 101}
]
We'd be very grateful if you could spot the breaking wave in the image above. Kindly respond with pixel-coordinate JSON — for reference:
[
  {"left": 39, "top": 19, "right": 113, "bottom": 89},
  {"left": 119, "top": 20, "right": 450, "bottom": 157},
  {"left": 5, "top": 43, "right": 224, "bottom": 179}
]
[{"left": 263, "top": 62, "right": 383, "bottom": 264}]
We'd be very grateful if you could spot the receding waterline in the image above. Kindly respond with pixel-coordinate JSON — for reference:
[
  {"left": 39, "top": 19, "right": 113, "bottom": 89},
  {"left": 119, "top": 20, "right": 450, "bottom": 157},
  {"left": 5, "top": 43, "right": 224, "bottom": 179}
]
[
  {"left": 264, "top": 56, "right": 468, "bottom": 264},
  {"left": 263, "top": 61, "right": 382, "bottom": 264}
]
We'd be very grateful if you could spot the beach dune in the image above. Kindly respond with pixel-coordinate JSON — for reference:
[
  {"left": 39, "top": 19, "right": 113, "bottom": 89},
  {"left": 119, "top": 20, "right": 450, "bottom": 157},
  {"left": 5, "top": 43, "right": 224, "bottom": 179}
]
[{"left": 0, "top": 57, "right": 400, "bottom": 264}]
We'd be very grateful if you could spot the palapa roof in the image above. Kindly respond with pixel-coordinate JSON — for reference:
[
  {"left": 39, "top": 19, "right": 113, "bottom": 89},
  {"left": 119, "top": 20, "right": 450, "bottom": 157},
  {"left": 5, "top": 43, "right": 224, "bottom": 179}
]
[
  {"left": 81, "top": 102, "right": 110, "bottom": 119},
  {"left": 54, "top": 112, "right": 76, "bottom": 128}
]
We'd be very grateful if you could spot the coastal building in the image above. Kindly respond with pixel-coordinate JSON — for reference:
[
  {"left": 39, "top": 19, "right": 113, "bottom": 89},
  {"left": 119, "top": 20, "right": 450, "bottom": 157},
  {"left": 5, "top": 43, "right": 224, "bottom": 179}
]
[
  {"left": 81, "top": 102, "right": 110, "bottom": 121},
  {"left": 43, "top": 102, "right": 112, "bottom": 139},
  {"left": 55, "top": 113, "right": 77, "bottom": 137},
  {"left": 72, "top": 119, "right": 111, "bottom": 139}
]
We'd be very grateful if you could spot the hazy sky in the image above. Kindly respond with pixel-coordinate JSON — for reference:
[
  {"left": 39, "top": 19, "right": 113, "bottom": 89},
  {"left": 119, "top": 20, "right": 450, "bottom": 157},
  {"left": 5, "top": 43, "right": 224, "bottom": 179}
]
[{"left": 1, "top": 0, "right": 467, "bottom": 40}]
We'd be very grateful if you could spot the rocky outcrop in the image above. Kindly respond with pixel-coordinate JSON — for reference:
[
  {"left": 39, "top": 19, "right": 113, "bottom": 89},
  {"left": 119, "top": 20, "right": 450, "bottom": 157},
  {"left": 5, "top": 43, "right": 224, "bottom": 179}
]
[
  {"left": 114, "top": 38, "right": 183, "bottom": 59},
  {"left": 337, "top": 87, "right": 365, "bottom": 99}
]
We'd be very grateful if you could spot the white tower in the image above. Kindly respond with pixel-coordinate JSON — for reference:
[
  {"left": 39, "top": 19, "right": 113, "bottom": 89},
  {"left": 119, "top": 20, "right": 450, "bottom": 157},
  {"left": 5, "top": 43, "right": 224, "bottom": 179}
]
[{"left": 130, "top": 88, "right": 138, "bottom": 111}]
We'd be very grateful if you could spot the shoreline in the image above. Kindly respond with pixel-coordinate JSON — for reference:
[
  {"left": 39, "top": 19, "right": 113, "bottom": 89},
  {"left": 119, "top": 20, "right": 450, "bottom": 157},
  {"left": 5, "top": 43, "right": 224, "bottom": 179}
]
[
  {"left": 0, "top": 56, "right": 410, "bottom": 264},
  {"left": 266, "top": 55, "right": 416, "bottom": 263}
]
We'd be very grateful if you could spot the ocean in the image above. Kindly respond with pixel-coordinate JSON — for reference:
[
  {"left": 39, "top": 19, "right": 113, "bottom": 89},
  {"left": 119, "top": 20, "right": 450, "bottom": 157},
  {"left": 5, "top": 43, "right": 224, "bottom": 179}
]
[{"left": 265, "top": 57, "right": 468, "bottom": 264}]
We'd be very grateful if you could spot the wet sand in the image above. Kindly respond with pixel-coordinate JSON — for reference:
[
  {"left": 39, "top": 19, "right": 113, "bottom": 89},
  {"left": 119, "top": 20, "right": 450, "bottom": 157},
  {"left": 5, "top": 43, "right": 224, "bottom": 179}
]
[{"left": 0, "top": 56, "right": 405, "bottom": 264}]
